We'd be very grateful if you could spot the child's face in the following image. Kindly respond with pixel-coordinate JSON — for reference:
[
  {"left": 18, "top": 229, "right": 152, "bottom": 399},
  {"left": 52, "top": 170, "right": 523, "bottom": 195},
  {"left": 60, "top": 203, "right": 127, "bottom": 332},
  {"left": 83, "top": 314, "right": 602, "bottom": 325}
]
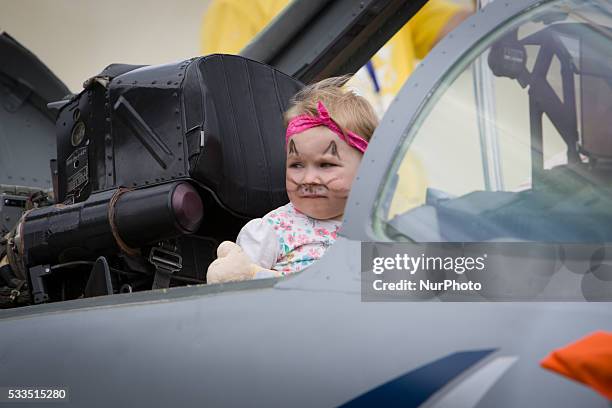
[{"left": 286, "top": 126, "right": 362, "bottom": 220}]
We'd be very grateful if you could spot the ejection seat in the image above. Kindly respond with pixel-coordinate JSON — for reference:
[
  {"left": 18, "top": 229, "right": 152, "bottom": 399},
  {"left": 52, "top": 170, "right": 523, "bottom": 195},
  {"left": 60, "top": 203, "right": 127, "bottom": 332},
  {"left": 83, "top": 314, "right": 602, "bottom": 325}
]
[
  {"left": 388, "top": 22, "right": 612, "bottom": 244},
  {"left": 486, "top": 22, "right": 612, "bottom": 242},
  {"left": 50, "top": 54, "right": 304, "bottom": 286}
]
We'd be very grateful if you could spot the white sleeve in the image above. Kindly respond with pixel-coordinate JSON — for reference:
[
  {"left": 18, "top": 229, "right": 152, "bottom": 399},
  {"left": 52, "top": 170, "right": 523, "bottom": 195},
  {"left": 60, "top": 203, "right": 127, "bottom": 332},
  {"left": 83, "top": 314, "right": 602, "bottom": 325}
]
[{"left": 236, "top": 218, "right": 279, "bottom": 270}]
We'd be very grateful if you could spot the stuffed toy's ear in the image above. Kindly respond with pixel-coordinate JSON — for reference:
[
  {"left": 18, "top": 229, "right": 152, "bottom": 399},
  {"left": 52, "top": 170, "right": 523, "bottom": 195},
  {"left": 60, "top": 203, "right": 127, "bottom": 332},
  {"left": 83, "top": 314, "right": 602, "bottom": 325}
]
[
  {"left": 206, "top": 241, "right": 261, "bottom": 284},
  {"left": 216, "top": 241, "right": 240, "bottom": 258}
]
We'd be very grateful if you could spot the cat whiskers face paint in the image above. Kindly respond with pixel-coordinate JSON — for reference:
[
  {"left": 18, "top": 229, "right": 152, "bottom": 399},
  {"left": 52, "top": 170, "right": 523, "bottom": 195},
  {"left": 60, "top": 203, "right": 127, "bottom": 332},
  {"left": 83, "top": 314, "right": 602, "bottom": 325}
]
[{"left": 285, "top": 127, "right": 362, "bottom": 220}]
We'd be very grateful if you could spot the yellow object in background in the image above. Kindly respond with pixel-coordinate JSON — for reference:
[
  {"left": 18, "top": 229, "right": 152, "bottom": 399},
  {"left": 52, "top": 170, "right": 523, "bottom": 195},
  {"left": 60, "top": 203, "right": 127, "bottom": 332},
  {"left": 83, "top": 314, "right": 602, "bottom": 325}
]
[
  {"left": 201, "top": 0, "right": 461, "bottom": 93},
  {"left": 201, "top": 0, "right": 467, "bottom": 219},
  {"left": 371, "top": 0, "right": 461, "bottom": 98},
  {"left": 387, "top": 152, "right": 429, "bottom": 219},
  {"left": 201, "top": 0, "right": 289, "bottom": 55}
]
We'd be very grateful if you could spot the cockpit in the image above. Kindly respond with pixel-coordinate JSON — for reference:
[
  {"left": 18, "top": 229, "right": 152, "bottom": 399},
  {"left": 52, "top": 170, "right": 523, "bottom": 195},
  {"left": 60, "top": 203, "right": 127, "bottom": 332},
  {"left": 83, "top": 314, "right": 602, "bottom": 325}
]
[
  {"left": 2, "top": 0, "right": 612, "bottom": 307},
  {"left": 375, "top": 0, "right": 612, "bottom": 243}
]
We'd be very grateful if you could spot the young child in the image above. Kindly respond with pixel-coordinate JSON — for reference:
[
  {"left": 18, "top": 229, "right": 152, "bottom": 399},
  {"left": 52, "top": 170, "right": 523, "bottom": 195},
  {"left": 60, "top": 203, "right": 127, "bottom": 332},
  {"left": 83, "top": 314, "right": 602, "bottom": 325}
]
[{"left": 207, "top": 76, "right": 378, "bottom": 283}]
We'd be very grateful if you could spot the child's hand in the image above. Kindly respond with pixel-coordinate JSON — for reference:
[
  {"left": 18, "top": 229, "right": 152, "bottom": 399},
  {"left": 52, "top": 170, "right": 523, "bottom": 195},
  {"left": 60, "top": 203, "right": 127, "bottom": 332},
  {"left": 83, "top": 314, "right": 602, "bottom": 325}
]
[{"left": 206, "top": 241, "right": 262, "bottom": 284}]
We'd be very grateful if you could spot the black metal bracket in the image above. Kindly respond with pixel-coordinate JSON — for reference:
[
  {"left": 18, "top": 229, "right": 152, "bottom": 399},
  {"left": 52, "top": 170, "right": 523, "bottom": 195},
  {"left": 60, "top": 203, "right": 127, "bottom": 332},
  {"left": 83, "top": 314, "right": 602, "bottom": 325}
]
[
  {"left": 84, "top": 256, "right": 114, "bottom": 298},
  {"left": 149, "top": 246, "right": 182, "bottom": 289},
  {"left": 29, "top": 264, "right": 51, "bottom": 304}
]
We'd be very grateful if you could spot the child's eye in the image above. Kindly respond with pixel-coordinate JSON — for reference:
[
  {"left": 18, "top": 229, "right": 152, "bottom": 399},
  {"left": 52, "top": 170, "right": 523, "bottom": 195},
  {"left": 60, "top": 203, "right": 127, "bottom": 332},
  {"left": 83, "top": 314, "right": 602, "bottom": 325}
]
[
  {"left": 289, "top": 162, "right": 303, "bottom": 168},
  {"left": 320, "top": 162, "right": 337, "bottom": 168}
]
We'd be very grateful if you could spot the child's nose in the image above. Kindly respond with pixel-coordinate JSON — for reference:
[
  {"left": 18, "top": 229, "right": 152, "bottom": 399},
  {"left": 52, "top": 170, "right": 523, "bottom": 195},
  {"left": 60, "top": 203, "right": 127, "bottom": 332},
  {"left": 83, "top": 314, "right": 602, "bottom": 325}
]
[{"left": 301, "top": 167, "right": 322, "bottom": 184}]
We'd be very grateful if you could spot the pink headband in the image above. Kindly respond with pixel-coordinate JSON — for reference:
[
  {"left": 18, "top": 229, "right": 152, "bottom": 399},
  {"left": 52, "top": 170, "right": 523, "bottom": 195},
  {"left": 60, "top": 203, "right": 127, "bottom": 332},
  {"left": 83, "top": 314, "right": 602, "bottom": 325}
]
[{"left": 285, "top": 101, "right": 368, "bottom": 154}]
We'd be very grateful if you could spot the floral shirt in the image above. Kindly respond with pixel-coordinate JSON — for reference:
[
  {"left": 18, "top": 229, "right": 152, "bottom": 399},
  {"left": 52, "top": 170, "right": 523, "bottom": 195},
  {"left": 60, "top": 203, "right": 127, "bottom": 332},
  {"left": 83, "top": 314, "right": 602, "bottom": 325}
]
[{"left": 236, "top": 203, "right": 341, "bottom": 276}]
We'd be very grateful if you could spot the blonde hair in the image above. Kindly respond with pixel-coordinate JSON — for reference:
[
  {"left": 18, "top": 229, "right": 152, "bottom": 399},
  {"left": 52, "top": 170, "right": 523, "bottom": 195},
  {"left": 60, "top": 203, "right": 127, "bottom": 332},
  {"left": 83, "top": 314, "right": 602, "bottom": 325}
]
[{"left": 284, "top": 76, "right": 379, "bottom": 142}]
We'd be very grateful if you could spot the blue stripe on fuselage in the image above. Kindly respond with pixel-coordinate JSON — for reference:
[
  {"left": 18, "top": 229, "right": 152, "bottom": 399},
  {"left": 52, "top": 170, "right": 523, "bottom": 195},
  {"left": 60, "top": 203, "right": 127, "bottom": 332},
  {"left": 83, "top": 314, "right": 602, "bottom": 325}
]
[{"left": 340, "top": 349, "right": 496, "bottom": 408}]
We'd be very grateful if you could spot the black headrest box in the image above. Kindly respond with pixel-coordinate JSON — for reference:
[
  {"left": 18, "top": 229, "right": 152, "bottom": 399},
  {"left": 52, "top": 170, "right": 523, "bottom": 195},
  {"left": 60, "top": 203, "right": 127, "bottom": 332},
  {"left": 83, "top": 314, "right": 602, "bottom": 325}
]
[{"left": 56, "top": 54, "right": 303, "bottom": 217}]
